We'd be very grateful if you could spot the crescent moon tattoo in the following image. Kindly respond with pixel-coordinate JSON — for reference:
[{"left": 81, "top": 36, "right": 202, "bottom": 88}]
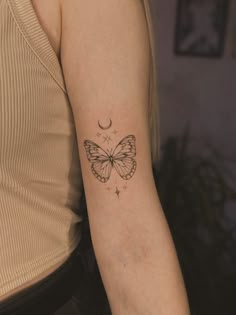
[{"left": 98, "top": 119, "right": 112, "bottom": 130}]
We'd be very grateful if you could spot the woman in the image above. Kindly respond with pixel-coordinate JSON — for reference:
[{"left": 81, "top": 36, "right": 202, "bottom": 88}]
[{"left": 0, "top": 0, "right": 190, "bottom": 314}]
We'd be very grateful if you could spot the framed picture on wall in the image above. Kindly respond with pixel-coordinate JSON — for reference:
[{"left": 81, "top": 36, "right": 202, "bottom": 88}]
[
  {"left": 233, "top": 28, "right": 236, "bottom": 58},
  {"left": 174, "top": 0, "right": 229, "bottom": 57}
]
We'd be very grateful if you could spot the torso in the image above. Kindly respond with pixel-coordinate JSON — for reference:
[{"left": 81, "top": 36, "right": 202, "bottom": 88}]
[
  {"left": 31, "top": 0, "right": 62, "bottom": 60},
  {"left": 0, "top": 0, "right": 64, "bottom": 303}
]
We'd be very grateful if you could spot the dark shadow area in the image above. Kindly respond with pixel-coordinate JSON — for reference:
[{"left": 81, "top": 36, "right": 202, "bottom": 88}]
[{"left": 155, "top": 126, "right": 236, "bottom": 315}]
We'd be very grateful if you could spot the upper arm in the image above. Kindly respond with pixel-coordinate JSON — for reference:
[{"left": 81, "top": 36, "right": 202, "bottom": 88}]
[
  {"left": 59, "top": 5, "right": 192, "bottom": 313},
  {"left": 60, "top": 0, "right": 156, "bottom": 251}
]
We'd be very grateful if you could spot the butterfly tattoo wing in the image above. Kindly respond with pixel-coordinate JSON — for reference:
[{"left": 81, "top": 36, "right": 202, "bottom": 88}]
[
  {"left": 84, "top": 140, "right": 112, "bottom": 183},
  {"left": 112, "top": 135, "right": 137, "bottom": 180}
]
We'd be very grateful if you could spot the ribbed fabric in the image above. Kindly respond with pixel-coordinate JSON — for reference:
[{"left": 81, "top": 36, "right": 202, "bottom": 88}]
[{"left": 0, "top": 0, "right": 83, "bottom": 299}]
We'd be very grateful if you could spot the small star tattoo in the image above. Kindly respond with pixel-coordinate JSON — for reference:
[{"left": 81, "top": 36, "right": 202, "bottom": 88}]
[
  {"left": 103, "top": 135, "right": 112, "bottom": 144},
  {"left": 115, "top": 187, "right": 120, "bottom": 198},
  {"left": 96, "top": 132, "right": 101, "bottom": 137}
]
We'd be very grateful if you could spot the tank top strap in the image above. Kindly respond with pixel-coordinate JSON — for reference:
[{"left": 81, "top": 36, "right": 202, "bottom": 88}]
[{"left": 7, "top": 0, "right": 67, "bottom": 93}]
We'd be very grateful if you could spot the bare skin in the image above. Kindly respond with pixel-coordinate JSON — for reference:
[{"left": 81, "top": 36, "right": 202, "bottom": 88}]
[
  {"left": 31, "top": 0, "right": 62, "bottom": 59},
  {"left": 59, "top": 0, "right": 190, "bottom": 314}
]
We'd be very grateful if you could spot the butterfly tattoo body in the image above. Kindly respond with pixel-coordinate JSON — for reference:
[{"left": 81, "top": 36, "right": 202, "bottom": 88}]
[{"left": 84, "top": 135, "right": 137, "bottom": 183}]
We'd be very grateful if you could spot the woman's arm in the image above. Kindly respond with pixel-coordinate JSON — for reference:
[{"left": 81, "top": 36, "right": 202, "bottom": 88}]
[{"left": 60, "top": 0, "right": 190, "bottom": 314}]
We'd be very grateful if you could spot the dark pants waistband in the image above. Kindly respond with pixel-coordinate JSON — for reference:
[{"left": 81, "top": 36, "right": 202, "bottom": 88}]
[{"left": 0, "top": 241, "right": 85, "bottom": 315}]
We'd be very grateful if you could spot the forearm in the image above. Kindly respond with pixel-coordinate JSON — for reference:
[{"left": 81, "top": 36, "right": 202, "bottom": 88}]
[{"left": 88, "top": 179, "right": 190, "bottom": 315}]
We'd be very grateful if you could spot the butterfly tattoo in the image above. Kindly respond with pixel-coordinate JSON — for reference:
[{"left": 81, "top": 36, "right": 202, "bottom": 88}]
[{"left": 84, "top": 135, "right": 137, "bottom": 183}]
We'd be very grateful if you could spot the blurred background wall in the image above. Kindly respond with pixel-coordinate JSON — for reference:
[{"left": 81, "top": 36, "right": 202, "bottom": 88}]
[
  {"left": 150, "top": 0, "right": 236, "bottom": 221},
  {"left": 150, "top": 0, "right": 235, "bottom": 154}
]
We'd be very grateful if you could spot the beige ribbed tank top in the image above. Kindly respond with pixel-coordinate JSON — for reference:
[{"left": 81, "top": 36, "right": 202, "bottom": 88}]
[{"left": 0, "top": 0, "right": 83, "bottom": 300}]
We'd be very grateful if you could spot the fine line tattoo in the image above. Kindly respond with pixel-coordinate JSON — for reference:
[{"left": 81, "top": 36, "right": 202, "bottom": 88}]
[
  {"left": 98, "top": 119, "right": 112, "bottom": 130},
  {"left": 84, "top": 135, "right": 137, "bottom": 183}
]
